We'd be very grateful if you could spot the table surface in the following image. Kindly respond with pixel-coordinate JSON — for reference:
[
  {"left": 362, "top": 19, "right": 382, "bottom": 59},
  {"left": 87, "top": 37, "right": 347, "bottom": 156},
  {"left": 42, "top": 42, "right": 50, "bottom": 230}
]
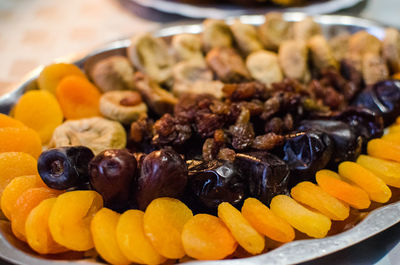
[{"left": 0, "top": 0, "right": 400, "bottom": 264}]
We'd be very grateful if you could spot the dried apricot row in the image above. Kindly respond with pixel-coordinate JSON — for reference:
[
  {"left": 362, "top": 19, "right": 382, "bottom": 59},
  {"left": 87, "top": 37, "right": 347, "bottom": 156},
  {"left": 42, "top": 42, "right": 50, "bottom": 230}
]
[
  {"left": 270, "top": 195, "right": 331, "bottom": 239},
  {"left": 367, "top": 138, "right": 400, "bottom": 163},
  {"left": 143, "top": 197, "right": 193, "bottom": 259},
  {"left": 1, "top": 175, "right": 45, "bottom": 220},
  {"left": 0, "top": 152, "right": 38, "bottom": 197},
  {"left": 182, "top": 214, "right": 237, "bottom": 260},
  {"left": 241, "top": 198, "right": 295, "bottom": 243},
  {"left": 49, "top": 190, "right": 103, "bottom": 251},
  {"left": 11, "top": 187, "right": 62, "bottom": 241},
  {"left": 316, "top": 170, "right": 371, "bottom": 209},
  {"left": 382, "top": 132, "right": 400, "bottom": 146},
  {"left": 91, "top": 208, "right": 130, "bottom": 265},
  {"left": 0, "top": 128, "right": 42, "bottom": 159},
  {"left": 388, "top": 124, "right": 400, "bottom": 134},
  {"left": 0, "top": 113, "right": 26, "bottom": 128},
  {"left": 291, "top": 181, "right": 350, "bottom": 221},
  {"left": 357, "top": 155, "right": 400, "bottom": 188},
  {"left": 14, "top": 90, "right": 63, "bottom": 144},
  {"left": 218, "top": 202, "right": 265, "bottom": 255},
  {"left": 117, "top": 209, "right": 166, "bottom": 265},
  {"left": 338, "top": 161, "right": 391, "bottom": 203},
  {"left": 25, "top": 198, "right": 68, "bottom": 254}
]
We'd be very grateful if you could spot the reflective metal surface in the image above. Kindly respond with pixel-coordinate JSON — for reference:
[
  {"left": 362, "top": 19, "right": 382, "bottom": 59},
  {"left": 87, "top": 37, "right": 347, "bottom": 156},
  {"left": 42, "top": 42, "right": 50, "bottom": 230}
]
[
  {"left": 0, "top": 13, "right": 398, "bottom": 265},
  {"left": 126, "top": 0, "right": 364, "bottom": 19}
]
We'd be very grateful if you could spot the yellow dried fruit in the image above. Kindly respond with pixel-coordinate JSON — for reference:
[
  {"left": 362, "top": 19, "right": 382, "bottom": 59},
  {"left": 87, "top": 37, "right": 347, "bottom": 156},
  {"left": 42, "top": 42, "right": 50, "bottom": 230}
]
[
  {"left": 270, "top": 195, "right": 331, "bottom": 239},
  {"left": 49, "top": 190, "right": 103, "bottom": 251},
  {"left": 14, "top": 90, "right": 63, "bottom": 143},
  {"left": 117, "top": 209, "right": 166, "bottom": 264},
  {"left": 338, "top": 161, "right": 391, "bottom": 203},
  {"left": 91, "top": 208, "right": 130, "bottom": 265},
  {"left": 182, "top": 214, "right": 237, "bottom": 260},
  {"left": 241, "top": 198, "right": 295, "bottom": 243},
  {"left": 143, "top": 197, "right": 193, "bottom": 259},
  {"left": 218, "top": 202, "right": 265, "bottom": 255}
]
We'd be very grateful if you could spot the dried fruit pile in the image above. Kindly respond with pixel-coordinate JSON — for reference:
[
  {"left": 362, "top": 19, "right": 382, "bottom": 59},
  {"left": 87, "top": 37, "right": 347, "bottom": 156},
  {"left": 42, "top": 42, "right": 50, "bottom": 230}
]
[{"left": 1, "top": 13, "right": 400, "bottom": 265}]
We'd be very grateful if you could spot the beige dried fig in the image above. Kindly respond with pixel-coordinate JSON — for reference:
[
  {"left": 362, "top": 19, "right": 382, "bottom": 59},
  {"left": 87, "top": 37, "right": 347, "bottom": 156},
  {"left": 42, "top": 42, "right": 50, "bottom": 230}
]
[
  {"left": 173, "top": 80, "right": 224, "bottom": 99},
  {"left": 293, "top": 17, "right": 321, "bottom": 41},
  {"left": 308, "top": 35, "right": 338, "bottom": 70},
  {"left": 206, "top": 47, "right": 251, "bottom": 83},
  {"left": 278, "top": 40, "right": 310, "bottom": 82},
  {"left": 383, "top": 28, "right": 400, "bottom": 73},
  {"left": 362, "top": 52, "right": 389, "bottom": 86},
  {"left": 172, "top": 61, "right": 224, "bottom": 98},
  {"left": 246, "top": 50, "right": 283, "bottom": 86},
  {"left": 171, "top": 33, "right": 204, "bottom": 63},
  {"left": 202, "top": 19, "right": 233, "bottom": 52},
  {"left": 89, "top": 55, "right": 135, "bottom": 93},
  {"left": 49, "top": 117, "right": 127, "bottom": 155},
  {"left": 99, "top": 90, "right": 147, "bottom": 125},
  {"left": 173, "top": 60, "right": 213, "bottom": 84},
  {"left": 134, "top": 72, "right": 177, "bottom": 115},
  {"left": 127, "top": 33, "right": 174, "bottom": 85},
  {"left": 230, "top": 20, "right": 263, "bottom": 56},
  {"left": 348, "top": 31, "right": 381, "bottom": 56},
  {"left": 258, "top": 12, "right": 293, "bottom": 51},
  {"left": 329, "top": 33, "right": 350, "bottom": 62}
]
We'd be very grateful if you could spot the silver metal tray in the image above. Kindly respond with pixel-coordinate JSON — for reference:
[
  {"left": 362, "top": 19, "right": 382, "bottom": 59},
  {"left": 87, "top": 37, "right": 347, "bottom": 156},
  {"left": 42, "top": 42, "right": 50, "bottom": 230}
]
[
  {"left": 0, "top": 13, "right": 399, "bottom": 265},
  {"left": 126, "top": 0, "right": 364, "bottom": 19}
]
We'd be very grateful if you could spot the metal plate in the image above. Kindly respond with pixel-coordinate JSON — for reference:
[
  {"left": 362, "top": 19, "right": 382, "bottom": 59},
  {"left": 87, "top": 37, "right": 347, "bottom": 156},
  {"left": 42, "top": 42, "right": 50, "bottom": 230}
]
[
  {"left": 126, "top": 0, "right": 364, "bottom": 19},
  {"left": 0, "top": 13, "right": 399, "bottom": 265}
]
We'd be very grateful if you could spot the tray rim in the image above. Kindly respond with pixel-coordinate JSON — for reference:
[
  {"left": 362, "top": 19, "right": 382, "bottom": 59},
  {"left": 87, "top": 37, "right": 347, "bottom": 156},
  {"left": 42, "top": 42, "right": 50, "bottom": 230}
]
[
  {"left": 0, "top": 13, "right": 399, "bottom": 265},
  {"left": 125, "top": 0, "right": 365, "bottom": 19}
]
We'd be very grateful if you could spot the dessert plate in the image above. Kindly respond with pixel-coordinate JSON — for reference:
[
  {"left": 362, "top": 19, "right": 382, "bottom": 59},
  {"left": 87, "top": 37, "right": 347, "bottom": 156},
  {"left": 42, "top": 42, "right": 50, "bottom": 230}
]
[
  {"left": 0, "top": 13, "right": 399, "bottom": 265},
  {"left": 125, "top": 0, "right": 364, "bottom": 19}
]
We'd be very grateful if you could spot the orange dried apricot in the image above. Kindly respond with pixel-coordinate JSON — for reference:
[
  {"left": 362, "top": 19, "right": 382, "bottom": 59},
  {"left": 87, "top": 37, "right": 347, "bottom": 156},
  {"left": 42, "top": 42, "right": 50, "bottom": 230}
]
[
  {"left": 241, "top": 198, "right": 295, "bottom": 243},
  {"left": 270, "top": 195, "right": 331, "bottom": 239},
  {"left": 143, "top": 197, "right": 193, "bottom": 259},
  {"left": 116, "top": 209, "right": 166, "bottom": 265},
  {"left": 389, "top": 125, "right": 400, "bottom": 134},
  {"left": 25, "top": 198, "right": 68, "bottom": 254},
  {"left": 368, "top": 139, "right": 400, "bottom": 163},
  {"left": 316, "top": 170, "right": 371, "bottom": 209},
  {"left": 291, "top": 182, "right": 350, "bottom": 221},
  {"left": 49, "top": 190, "right": 103, "bottom": 251},
  {"left": 56, "top": 76, "right": 101, "bottom": 119},
  {"left": 396, "top": 116, "right": 400, "bottom": 124},
  {"left": 91, "top": 208, "right": 130, "bottom": 265},
  {"left": 11, "top": 187, "right": 61, "bottom": 242},
  {"left": 0, "top": 152, "right": 38, "bottom": 197},
  {"left": 38, "top": 63, "right": 86, "bottom": 95},
  {"left": 0, "top": 128, "right": 42, "bottom": 159},
  {"left": 357, "top": 155, "right": 400, "bottom": 188},
  {"left": 14, "top": 90, "right": 63, "bottom": 143},
  {"left": 0, "top": 113, "right": 26, "bottom": 128},
  {"left": 181, "top": 214, "right": 237, "bottom": 260},
  {"left": 382, "top": 132, "right": 400, "bottom": 146},
  {"left": 1, "top": 175, "right": 45, "bottom": 220},
  {"left": 218, "top": 202, "right": 265, "bottom": 255},
  {"left": 338, "top": 161, "right": 392, "bottom": 203}
]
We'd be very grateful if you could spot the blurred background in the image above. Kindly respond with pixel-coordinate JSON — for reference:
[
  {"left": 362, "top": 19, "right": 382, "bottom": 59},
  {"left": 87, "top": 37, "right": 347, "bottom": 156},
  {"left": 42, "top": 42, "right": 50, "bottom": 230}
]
[{"left": 0, "top": 0, "right": 399, "bottom": 95}]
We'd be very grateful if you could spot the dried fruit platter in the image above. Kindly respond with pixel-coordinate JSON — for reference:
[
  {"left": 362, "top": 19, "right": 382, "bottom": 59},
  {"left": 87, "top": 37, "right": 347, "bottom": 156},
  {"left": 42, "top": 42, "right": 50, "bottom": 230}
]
[{"left": 1, "top": 13, "right": 400, "bottom": 265}]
